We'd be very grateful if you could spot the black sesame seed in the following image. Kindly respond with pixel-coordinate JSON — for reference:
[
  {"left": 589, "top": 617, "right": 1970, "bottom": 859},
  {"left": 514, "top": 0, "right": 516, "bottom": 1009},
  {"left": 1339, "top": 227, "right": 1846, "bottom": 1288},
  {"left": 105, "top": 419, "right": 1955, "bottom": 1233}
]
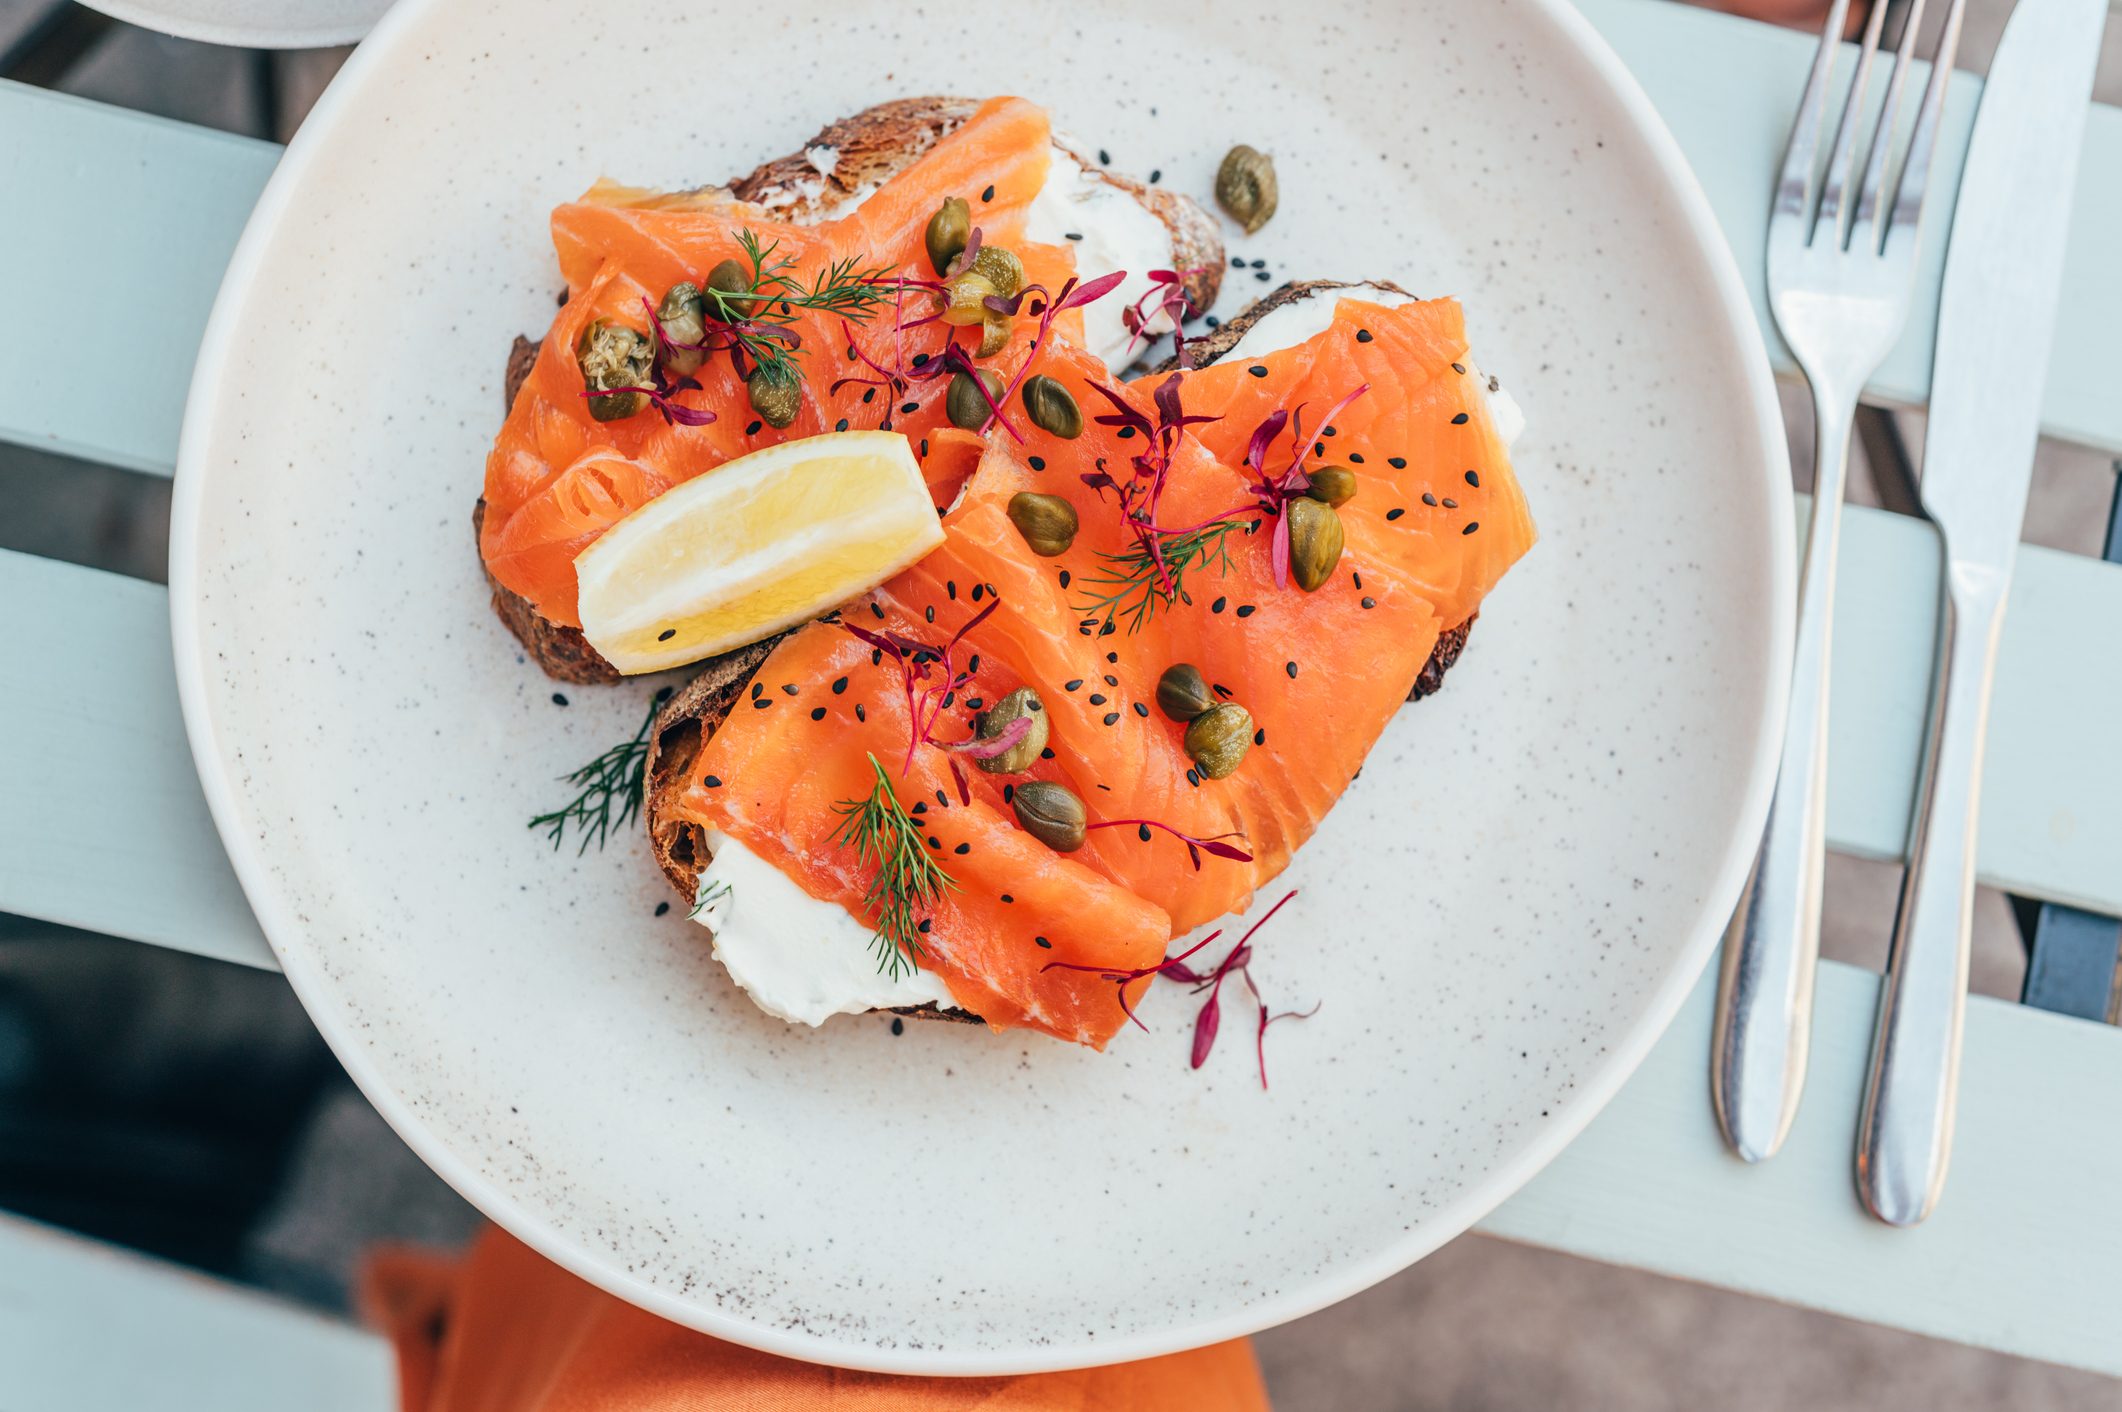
[
  {"left": 832, "top": 676, "right": 848, "bottom": 694},
  {"left": 1247, "top": 365, "right": 1269, "bottom": 379},
  {"left": 1386, "top": 507, "right": 1406, "bottom": 521},
  {"left": 1356, "top": 329, "right": 1373, "bottom": 343},
  {"left": 967, "top": 654, "right": 981, "bottom": 674},
  {"left": 1117, "top": 425, "right": 1137, "bottom": 440},
  {"left": 871, "top": 602, "right": 885, "bottom": 619},
  {"left": 1285, "top": 660, "right": 1298, "bottom": 678},
  {"left": 1001, "top": 893, "right": 1014, "bottom": 903},
  {"left": 752, "top": 698, "right": 772, "bottom": 709},
  {"left": 1451, "top": 362, "right": 1466, "bottom": 374},
  {"left": 1138, "top": 823, "right": 1153, "bottom": 841},
  {"left": 902, "top": 401, "right": 919, "bottom": 415},
  {"left": 657, "top": 628, "right": 676, "bottom": 641},
  {"left": 1442, "top": 498, "right": 1458, "bottom": 509},
  {"left": 836, "top": 417, "right": 851, "bottom": 432},
  {"left": 1103, "top": 712, "right": 1121, "bottom": 726},
  {"left": 1389, "top": 456, "right": 1407, "bottom": 469},
  {"left": 965, "top": 698, "right": 984, "bottom": 712},
  {"left": 780, "top": 683, "right": 799, "bottom": 696},
  {"left": 935, "top": 789, "right": 949, "bottom": 806},
  {"left": 954, "top": 842, "right": 971, "bottom": 855},
  {"left": 1206, "top": 315, "right": 1221, "bottom": 329},
  {"left": 925, "top": 605, "right": 936, "bottom": 623},
  {"left": 940, "top": 691, "right": 955, "bottom": 709},
  {"left": 1254, "top": 270, "right": 1272, "bottom": 282},
  {"left": 971, "top": 584, "right": 985, "bottom": 602},
  {"left": 946, "top": 580, "right": 958, "bottom": 600},
  {"left": 1041, "top": 747, "right": 1056, "bottom": 760},
  {"left": 919, "top": 438, "right": 929, "bottom": 457},
  {"left": 913, "top": 352, "right": 931, "bottom": 368},
  {"left": 1089, "top": 693, "right": 1107, "bottom": 705},
  {"left": 927, "top": 836, "right": 941, "bottom": 849},
  {"left": 551, "top": 692, "right": 569, "bottom": 706},
  {"left": 1348, "top": 452, "right": 1365, "bottom": 464},
  {"left": 862, "top": 388, "right": 876, "bottom": 404},
  {"left": 912, "top": 802, "right": 927, "bottom": 815},
  {"left": 750, "top": 682, "right": 764, "bottom": 698},
  {"left": 1106, "top": 652, "right": 1119, "bottom": 664},
  {"left": 1132, "top": 702, "right": 1149, "bottom": 718},
  {"left": 1465, "top": 469, "right": 1481, "bottom": 487},
  {"left": 1422, "top": 492, "right": 1439, "bottom": 506},
  {"left": 704, "top": 775, "right": 723, "bottom": 788},
  {"left": 1463, "top": 521, "right": 1481, "bottom": 535},
  {"left": 1102, "top": 674, "right": 1117, "bottom": 687},
  {"left": 981, "top": 183, "right": 996, "bottom": 202},
  {"left": 1035, "top": 935, "right": 1052, "bottom": 949},
  {"left": 1250, "top": 258, "right": 1267, "bottom": 269},
  {"left": 1148, "top": 169, "right": 1162, "bottom": 184},
  {"left": 1064, "top": 232, "right": 1083, "bottom": 241},
  {"left": 1002, "top": 784, "right": 1014, "bottom": 802},
  {"left": 892, "top": 1018, "right": 905, "bottom": 1035},
  {"left": 810, "top": 706, "right": 826, "bottom": 720},
  {"left": 1065, "top": 678, "right": 1084, "bottom": 692},
  {"left": 1323, "top": 425, "right": 1338, "bottom": 437},
  {"left": 918, "top": 917, "right": 933, "bottom": 932},
  {"left": 1213, "top": 682, "right": 1233, "bottom": 698},
  {"left": 1315, "top": 442, "right": 1327, "bottom": 457},
  {"left": 1099, "top": 147, "right": 1112, "bottom": 164},
  {"left": 1231, "top": 256, "right": 1246, "bottom": 269},
  {"left": 855, "top": 703, "right": 866, "bottom": 721},
  {"left": 1361, "top": 596, "right": 1377, "bottom": 609},
  {"left": 654, "top": 901, "right": 670, "bottom": 917},
  {"left": 1352, "top": 571, "right": 1363, "bottom": 588},
  {"left": 1236, "top": 604, "right": 1257, "bottom": 618},
  {"left": 1099, "top": 622, "right": 1116, "bottom": 637},
  {"left": 1211, "top": 596, "right": 1227, "bottom": 613},
  {"left": 1451, "top": 412, "right": 1469, "bottom": 425},
  {"left": 1058, "top": 569, "right": 1071, "bottom": 588},
  {"left": 1187, "top": 768, "right": 1201, "bottom": 786},
  {"left": 1026, "top": 455, "right": 1047, "bottom": 473}
]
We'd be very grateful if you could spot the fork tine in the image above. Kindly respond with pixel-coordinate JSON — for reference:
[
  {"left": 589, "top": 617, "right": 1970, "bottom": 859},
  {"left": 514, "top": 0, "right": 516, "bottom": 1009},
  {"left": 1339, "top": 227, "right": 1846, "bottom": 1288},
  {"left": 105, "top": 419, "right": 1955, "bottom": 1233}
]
[
  {"left": 1815, "top": 0, "right": 1893, "bottom": 247},
  {"left": 1773, "top": 0, "right": 1853, "bottom": 230},
  {"left": 1853, "top": 0, "right": 1930, "bottom": 246},
  {"left": 1883, "top": 0, "right": 1967, "bottom": 256}
]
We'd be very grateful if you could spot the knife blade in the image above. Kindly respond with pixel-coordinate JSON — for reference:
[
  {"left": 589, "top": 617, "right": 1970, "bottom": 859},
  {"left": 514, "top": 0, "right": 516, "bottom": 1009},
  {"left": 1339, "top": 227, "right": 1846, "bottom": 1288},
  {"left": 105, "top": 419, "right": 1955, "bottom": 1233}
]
[{"left": 1855, "top": 0, "right": 2108, "bottom": 1227}]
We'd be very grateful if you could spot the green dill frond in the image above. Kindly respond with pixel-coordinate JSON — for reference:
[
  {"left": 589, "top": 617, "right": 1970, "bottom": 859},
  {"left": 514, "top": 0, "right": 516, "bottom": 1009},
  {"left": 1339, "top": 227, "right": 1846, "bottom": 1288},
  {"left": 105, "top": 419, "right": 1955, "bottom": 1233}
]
[
  {"left": 529, "top": 691, "right": 665, "bottom": 855},
  {"left": 1073, "top": 517, "right": 1255, "bottom": 636},
  {"left": 828, "top": 753, "right": 958, "bottom": 979}
]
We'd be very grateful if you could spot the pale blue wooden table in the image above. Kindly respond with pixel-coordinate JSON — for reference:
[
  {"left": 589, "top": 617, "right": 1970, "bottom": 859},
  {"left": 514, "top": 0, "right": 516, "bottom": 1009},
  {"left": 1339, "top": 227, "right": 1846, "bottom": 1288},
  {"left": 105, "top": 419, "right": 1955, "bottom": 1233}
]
[{"left": 3, "top": 1, "right": 2120, "bottom": 1403}]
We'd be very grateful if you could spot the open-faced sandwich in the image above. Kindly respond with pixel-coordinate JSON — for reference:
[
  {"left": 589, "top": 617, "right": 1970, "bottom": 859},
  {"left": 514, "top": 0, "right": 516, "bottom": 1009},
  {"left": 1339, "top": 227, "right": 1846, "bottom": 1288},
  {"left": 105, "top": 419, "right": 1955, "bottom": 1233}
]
[{"left": 485, "top": 97, "right": 1534, "bottom": 1053}]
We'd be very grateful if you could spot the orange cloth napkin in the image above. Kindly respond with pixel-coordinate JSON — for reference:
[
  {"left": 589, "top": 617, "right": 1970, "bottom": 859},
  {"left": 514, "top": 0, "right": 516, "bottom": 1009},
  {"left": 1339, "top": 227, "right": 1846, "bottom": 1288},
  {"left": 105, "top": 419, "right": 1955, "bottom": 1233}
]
[{"left": 362, "top": 1227, "right": 1271, "bottom": 1412}]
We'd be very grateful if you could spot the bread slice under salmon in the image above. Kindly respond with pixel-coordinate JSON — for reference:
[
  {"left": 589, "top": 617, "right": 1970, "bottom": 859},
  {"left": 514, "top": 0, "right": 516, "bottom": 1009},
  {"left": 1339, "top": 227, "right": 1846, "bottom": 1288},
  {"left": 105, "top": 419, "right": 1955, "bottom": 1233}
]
[
  {"left": 478, "top": 97, "right": 1226, "bottom": 684},
  {"left": 640, "top": 277, "right": 1479, "bottom": 1027}
]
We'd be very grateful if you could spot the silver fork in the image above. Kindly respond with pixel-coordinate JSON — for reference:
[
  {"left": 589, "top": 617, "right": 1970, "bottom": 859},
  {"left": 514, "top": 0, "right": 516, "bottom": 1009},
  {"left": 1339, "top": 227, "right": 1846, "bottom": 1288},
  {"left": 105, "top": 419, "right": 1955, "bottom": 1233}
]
[{"left": 1712, "top": 0, "right": 1965, "bottom": 1163}]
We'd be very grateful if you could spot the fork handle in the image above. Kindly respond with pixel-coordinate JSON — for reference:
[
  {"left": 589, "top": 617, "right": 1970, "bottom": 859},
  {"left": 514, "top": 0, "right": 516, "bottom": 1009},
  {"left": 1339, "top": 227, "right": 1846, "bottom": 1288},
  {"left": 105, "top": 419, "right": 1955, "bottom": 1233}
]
[
  {"left": 1711, "top": 386, "right": 1853, "bottom": 1161},
  {"left": 1856, "top": 571, "right": 2005, "bottom": 1226}
]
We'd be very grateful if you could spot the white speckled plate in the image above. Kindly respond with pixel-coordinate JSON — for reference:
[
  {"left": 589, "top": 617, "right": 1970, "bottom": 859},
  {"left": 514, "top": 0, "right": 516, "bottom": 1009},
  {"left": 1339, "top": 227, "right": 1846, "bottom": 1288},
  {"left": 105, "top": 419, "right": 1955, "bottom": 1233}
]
[{"left": 171, "top": 0, "right": 1791, "bottom": 1375}]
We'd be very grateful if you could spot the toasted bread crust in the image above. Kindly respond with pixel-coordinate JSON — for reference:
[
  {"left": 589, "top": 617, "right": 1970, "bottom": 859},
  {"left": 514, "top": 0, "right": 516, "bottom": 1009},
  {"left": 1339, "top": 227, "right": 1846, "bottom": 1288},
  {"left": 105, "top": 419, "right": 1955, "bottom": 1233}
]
[{"left": 487, "top": 102, "right": 1225, "bottom": 683}]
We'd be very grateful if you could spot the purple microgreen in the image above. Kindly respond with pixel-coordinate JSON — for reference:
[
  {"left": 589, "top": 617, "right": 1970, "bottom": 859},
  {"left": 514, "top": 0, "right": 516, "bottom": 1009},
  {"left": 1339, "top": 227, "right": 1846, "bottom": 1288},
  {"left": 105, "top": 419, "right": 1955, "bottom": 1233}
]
[
  {"left": 1191, "top": 991, "right": 1222, "bottom": 1069},
  {"left": 936, "top": 715, "right": 1031, "bottom": 760},
  {"left": 1083, "top": 816, "right": 1252, "bottom": 869},
  {"left": 839, "top": 598, "right": 1001, "bottom": 772},
  {"left": 1040, "top": 926, "right": 1228, "bottom": 1033}
]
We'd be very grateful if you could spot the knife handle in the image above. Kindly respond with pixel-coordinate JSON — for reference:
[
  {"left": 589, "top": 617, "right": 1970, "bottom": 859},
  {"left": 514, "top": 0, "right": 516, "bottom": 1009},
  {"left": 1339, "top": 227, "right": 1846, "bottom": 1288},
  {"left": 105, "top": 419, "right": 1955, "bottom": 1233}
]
[
  {"left": 1856, "top": 572, "right": 2006, "bottom": 1226},
  {"left": 1710, "top": 388, "right": 1853, "bottom": 1162}
]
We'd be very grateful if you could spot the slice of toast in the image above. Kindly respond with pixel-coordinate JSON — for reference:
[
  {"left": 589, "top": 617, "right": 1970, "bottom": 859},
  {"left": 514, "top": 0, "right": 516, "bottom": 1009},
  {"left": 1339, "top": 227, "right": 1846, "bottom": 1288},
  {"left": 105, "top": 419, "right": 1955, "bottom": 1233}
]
[
  {"left": 641, "top": 278, "right": 1479, "bottom": 1028},
  {"left": 481, "top": 99, "right": 1224, "bottom": 684}
]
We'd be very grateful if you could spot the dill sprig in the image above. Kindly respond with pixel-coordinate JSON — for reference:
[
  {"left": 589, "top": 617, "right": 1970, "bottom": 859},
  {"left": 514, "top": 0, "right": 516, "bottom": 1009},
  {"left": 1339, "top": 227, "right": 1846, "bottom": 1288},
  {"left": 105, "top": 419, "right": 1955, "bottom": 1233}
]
[
  {"left": 828, "top": 752, "right": 959, "bottom": 979},
  {"left": 705, "top": 228, "right": 897, "bottom": 383},
  {"left": 530, "top": 690, "right": 667, "bottom": 855},
  {"left": 1074, "top": 516, "right": 1256, "bottom": 635}
]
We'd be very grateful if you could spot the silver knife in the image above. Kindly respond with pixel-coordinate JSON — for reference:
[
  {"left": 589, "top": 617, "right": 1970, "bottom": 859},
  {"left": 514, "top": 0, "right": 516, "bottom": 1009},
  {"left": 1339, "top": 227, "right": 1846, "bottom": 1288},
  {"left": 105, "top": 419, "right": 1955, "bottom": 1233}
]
[{"left": 1855, "top": 0, "right": 2108, "bottom": 1227}]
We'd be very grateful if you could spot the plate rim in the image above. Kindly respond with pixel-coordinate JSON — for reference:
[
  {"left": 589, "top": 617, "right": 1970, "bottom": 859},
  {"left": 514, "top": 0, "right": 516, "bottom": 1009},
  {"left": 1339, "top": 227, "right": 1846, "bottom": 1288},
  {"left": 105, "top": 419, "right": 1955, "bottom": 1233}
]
[
  {"left": 169, "top": 0, "right": 1794, "bottom": 1374},
  {"left": 75, "top": 0, "right": 387, "bottom": 49}
]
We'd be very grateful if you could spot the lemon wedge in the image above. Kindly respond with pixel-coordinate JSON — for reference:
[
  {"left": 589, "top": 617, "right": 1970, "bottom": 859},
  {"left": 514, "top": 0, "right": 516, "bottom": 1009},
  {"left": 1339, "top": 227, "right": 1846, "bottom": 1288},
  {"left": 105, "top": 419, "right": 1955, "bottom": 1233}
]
[{"left": 575, "top": 431, "right": 943, "bottom": 674}]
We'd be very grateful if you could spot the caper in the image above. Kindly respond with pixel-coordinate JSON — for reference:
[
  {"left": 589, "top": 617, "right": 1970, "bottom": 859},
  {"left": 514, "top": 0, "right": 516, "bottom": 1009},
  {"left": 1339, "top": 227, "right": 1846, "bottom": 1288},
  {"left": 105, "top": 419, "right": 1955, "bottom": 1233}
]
[
  {"left": 976, "top": 313, "right": 1013, "bottom": 359},
  {"left": 1006, "top": 491, "right": 1078, "bottom": 557},
  {"left": 947, "top": 368, "right": 1004, "bottom": 431},
  {"left": 970, "top": 244, "right": 1023, "bottom": 299},
  {"left": 1184, "top": 702, "right": 1254, "bottom": 780},
  {"left": 974, "top": 686, "right": 1049, "bottom": 774},
  {"left": 1285, "top": 496, "right": 1345, "bottom": 592},
  {"left": 655, "top": 282, "right": 708, "bottom": 375},
  {"left": 747, "top": 362, "right": 803, "bottom": 429},
  {"left": 1021, "top": 375, "right": 1083, "bottom": 439},
  {"left": 1305, "top": 465, "right": 1358, "bottom": 507},
  {"left": 1214, "top": 144, "right": 1279, "bottom": 235},
  {"left": 940, "top": 271, "right": 999, "bottom": 327},
  {"left": 1155, "top": 663, "right": 1215, "bottom": 722},
  {"left": 924, "top": 196, "right": 971, "bottom": 276},
  {"left": 705, "top": 257, "right": 758, "bottom": 322},
  {"left": 1012, "top": 780, "right": 1087, "bottom": 852},
  {"left": 575, "top": 319, "right": 653, "bottom": 421}
]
